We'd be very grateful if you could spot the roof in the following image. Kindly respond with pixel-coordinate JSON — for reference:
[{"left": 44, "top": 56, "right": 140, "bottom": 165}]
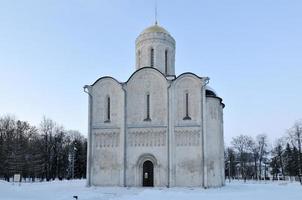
[
  {"left": 140, "top": 24, "right": 170, "bottom": 35},
  {"left": 205, "top": 85, "right": 218, "bottom": 96},
  {"left": 87, "top": 67, "right": 225, "bottom": 108}
]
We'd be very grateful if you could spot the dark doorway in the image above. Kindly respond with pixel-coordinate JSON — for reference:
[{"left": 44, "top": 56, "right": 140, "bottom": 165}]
[{"left": 142, "top": 160, "right": 154, "bottom": 187}]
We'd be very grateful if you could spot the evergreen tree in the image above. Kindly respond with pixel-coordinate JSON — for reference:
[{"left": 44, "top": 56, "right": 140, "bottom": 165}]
[
  {"left": 284, "top": 143, "right": 295, "bottom": 178},
  {"left": 292, "top": 147, "right": 300, "bottom": 177},
  {"left": 272, "top": 141, "right": 285, "bottom": 180},
  {"left": 270, "top": 157, "right": 280, "bottom": 180}
]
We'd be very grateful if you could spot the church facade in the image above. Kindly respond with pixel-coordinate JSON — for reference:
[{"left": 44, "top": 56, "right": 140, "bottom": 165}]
[{"left": 84, "top": 24, "right": 225, "bottom": 188}]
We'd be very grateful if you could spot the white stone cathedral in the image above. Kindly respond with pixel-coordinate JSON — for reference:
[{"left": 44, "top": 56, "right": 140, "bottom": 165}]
[{"left": 84, "top": 23, "right": 225, "bottom": 188}]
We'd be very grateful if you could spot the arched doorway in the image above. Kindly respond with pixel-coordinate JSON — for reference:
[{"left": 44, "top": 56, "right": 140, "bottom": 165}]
[{"left": 142, "top": 160, "right": 154, "bottom": 187}]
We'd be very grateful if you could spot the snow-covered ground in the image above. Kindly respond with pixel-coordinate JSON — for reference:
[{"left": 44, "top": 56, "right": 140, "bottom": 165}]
[{"left": 0, "top": 179, "right": 301, "bottom": 200}]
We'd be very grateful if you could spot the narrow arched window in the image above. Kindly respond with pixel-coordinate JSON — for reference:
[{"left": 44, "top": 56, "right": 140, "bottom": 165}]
[
  {"left": 150, "top": 48, "right": 154, "bottom": 67},
  {"left": 183, "top": 92, "right": 191, "bottom": 120},
  {"left": 165, "top": 50, "right": 168, "bottom": 75},
  {"left": 105, "top": 96, "right": 110, "bottom": 122},
  {"left": 144, "top": 93, "right": 151, "bottom": 121}
]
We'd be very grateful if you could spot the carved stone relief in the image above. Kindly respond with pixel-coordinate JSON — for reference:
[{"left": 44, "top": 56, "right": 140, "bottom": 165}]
[
  {"left": 175, "top": 127, "right": 200, "bottom": 146},
  {"left": 127, "top": 128, "right": 166, "bottom": 147},
  {"left": 94, "top": 129, "right": 120, "bottom": 148}
]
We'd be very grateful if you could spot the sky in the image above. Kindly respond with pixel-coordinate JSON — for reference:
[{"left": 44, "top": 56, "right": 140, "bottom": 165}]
[{"left": 0, "top": 0, "right": 301, "bottom": 145}]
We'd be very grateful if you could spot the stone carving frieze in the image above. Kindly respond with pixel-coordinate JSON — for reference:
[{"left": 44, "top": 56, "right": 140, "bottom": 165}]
[
  {"left": 94, "top": 129, "right": 120, "bottom": 148},
  {"left": 127, "top": 128, "right": 166, "bottom": 147},
  {"left": 175, "top": 127, "right": 200, "bottom": 146}
]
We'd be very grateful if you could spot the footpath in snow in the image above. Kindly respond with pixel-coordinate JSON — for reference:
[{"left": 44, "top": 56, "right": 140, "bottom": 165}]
[{"left": 0, "top": 179, "right": 301, "bottom": 200}]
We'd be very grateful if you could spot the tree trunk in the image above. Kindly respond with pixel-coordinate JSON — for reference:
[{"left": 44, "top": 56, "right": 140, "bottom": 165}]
[
  {"left": 259, "top": 159, "right": 262, "bottom": 180},
  {"left": 279, "top": 153, "right": 285, "bottom": 180},
  {"left": 254, "top": 158, "right": 257, "bottom": 180}
]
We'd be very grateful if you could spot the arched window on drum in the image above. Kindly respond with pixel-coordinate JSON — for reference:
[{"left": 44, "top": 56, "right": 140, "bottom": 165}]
[
  {"left": 165, "top": 49, "right": 168, "bottom": 75},
  {"left": 150, "top": 48, "right": 154, "bottom": 67}
]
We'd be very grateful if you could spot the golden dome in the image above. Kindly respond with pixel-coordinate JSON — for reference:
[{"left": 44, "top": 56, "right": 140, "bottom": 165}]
[{"left": 140, "top": 24, "right": 170, "bottom": 35}]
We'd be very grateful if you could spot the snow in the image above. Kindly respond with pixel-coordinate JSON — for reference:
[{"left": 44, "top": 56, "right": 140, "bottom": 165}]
[{"left": 0, "top": 180, "right": 301, "bottom": 200}]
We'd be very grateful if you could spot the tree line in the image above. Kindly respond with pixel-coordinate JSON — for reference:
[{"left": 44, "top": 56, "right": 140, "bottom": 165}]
[
  {"left": 225, "top": 120, "right": 302, "bottom": 184},
  {"left": 0, "top": 115, "right": 87, "bottom": 182},
  {"left": 1, "top": 114, "right": 301, "bottom": 184}
]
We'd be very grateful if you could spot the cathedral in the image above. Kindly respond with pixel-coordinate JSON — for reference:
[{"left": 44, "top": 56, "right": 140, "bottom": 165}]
[{"left": 84, "top": 23, "right": 225, "bottom": 188}]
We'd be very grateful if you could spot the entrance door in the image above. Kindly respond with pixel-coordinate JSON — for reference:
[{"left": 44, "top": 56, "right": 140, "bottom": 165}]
[{"left": 142, "top": 160, "right": 154, "bottom": 187}]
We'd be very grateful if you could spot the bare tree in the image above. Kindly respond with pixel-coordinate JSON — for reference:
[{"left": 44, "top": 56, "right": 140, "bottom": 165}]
[
  {"left": 256, "top": 134, "right": 269, "bottom": 180},
  {"left": 250, "top": 140, "right": 259, "bottom": 180},
  {"left": 39, "top": 117, "right": 56, "bottom": 181},
  {"left": 225, "top": 147, "right": 236, "bottom": 182},
  {"left": 272, "top": 138, "right": 286, "bottom": 180},
  {"left": 231, "top": 135, "right": 254, "bottom": 182},
  {"left": 0, "top": 115, "right": 16, "bottom": 180},
  {"left": 0, "top": 115, "right": 87, "bottom": 182}
]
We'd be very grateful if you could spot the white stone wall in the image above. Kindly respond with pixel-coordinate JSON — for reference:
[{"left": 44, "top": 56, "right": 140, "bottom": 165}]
[
  {"left": 125, "top": 127, "right": 168, "bottom": 186},
  {"left": 173, "top": 75, "right": 202, "bottom": 125},
  {"left": 205, "top": 96, "right": 225, "bottom": 187},
  {"left": 90, "top": 78, "right": 125, "bottom": 186},
  {"left": 125, "top": 68, "right": 168, "bottom": 125},
  {"left": 170, "top": 74, "right": 203, "bottom": 186},
  {"left": 124, "top": 68, "right": 169, "bottom": 187},
  {"left": 136, "top": 32, "right": 175, "bottom": 76},
  {"left": 87, "top": 69, "right": 225, "bottom": 188}
]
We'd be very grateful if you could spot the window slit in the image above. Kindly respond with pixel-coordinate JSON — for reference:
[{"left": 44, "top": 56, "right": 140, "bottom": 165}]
[
  {"left": 150, "top": 48, "right": 154, "bottom": 67},
  {"left": 165, "top": 50, "right": 168, "bottom": 75},
  {"left": 183, "top": 92, "right": 191, "bottom": 120},
  {"left": 144, "top": 94, "right": 151, "bottom": 121},
  {"left": 105, "top": 96, "right": 110, "bottom": 122}
]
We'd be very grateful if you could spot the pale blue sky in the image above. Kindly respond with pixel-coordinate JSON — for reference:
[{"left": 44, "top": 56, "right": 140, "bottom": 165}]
[{"left": 0, "top": 0, "right": 301, "bottom": 144}]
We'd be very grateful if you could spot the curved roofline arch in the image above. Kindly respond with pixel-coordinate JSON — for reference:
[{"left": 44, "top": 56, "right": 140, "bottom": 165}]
[
  {"left": 172, "top": 72, "right": 204, "bottom": 87},
  {"left": 91, "top": 76, "right": 121, "bottom": 87},
  {"left": 175, "top": 72, "right": 203, "bottom": 80},
  {"left": 125, "top": 66, "right": 168, "bottom": 84}
]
